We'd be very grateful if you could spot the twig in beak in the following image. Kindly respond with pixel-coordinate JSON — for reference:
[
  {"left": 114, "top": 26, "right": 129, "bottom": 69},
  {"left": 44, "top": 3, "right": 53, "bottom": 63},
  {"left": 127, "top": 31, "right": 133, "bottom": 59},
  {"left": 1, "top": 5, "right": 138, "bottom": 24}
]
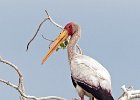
[{"left": 41, "top": 33, "right": 58, "bottom": 49}]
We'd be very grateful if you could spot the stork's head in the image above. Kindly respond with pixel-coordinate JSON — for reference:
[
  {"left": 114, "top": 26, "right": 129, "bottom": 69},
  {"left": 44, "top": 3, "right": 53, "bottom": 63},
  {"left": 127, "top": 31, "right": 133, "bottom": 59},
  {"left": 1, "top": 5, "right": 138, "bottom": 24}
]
[
  {"left": 41, "top": 22, "right": 78, "bottom": 64},
  {"left": 64, "top": 22, "right": 79, "bottom": 36}
]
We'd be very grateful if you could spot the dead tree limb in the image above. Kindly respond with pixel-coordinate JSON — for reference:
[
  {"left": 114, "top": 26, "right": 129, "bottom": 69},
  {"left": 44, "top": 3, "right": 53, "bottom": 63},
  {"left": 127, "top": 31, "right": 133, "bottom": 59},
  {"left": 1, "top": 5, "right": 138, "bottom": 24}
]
[
  {"left": 0, "top": 56, "right": 66, "bottom": 100},
  {"left": 119, "top": 85, "right": 140, "bottom": 100},
  {"left": 26, "top": 18, "right": 48, "bottom": 51},
  {"left": 26, "top": 10, "right": 63, "bottom": 51},
  {"left": 0, "top": 56, "right": 26, "bottom": 100},
  {"left": 44, "top": 10, "right": 63, "bottom": 30}
]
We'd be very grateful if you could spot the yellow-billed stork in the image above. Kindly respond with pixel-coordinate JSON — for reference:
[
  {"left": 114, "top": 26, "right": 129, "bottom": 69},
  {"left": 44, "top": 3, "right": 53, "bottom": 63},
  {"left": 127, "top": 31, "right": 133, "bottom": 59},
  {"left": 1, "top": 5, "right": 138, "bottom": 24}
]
[{"left": 41, "top": 22, "right": 114, "bottom": 100}]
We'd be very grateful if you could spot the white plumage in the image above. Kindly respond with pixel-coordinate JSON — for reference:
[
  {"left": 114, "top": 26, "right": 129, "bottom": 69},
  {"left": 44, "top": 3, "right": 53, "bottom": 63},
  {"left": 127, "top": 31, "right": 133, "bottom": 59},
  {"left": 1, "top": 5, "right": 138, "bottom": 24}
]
[{"left": 70, "top": 53, "right": 112, "bottom": 99}]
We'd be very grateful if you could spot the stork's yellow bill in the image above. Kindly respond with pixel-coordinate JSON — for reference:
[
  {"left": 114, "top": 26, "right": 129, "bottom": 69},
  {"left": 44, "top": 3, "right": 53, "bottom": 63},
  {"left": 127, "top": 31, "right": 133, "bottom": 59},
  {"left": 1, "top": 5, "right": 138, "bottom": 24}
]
[{"left": 41, "top": 30, "right": 68, "bottom": 64}]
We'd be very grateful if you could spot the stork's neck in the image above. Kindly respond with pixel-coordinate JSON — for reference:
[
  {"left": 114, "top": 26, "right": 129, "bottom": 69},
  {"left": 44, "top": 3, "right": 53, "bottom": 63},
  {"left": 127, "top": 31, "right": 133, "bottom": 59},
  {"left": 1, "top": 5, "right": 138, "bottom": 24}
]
[{"left": 67, "top": 26, "right": 80, "bottom": 62}]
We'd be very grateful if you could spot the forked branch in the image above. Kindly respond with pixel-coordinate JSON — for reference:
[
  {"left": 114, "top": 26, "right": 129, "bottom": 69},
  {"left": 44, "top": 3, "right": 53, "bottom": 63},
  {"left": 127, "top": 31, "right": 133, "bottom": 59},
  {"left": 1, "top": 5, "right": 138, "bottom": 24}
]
[
  {"left": 26, "top": 10, "right": 63, "bottom": 51},
  {"left": 44, "top": 10, "right": 63, "bottom": 29},
  {"left": 0, "top": 56, "right": 26, "bottom": 100},
  {"left": 0, "top": 56, "right": 66, "bottom": 100}
]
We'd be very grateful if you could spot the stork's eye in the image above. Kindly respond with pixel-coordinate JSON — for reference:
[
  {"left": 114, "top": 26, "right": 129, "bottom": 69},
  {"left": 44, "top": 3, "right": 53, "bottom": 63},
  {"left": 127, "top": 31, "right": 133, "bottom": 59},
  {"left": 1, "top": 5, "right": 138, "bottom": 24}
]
[{"left": 68, "top": 25, "right": 71, "bottom": 28}]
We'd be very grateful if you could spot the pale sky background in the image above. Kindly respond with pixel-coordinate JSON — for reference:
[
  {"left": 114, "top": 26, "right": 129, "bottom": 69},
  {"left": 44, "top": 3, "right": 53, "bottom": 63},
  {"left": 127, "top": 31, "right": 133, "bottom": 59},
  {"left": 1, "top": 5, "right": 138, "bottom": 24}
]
[{"left": 0, "top": 0, "right": 140, "bottom": 100}]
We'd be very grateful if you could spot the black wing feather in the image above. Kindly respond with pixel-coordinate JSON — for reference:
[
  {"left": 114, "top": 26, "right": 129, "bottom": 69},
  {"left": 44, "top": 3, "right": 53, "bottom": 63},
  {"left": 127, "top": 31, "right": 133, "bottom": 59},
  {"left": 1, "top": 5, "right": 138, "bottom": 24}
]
[{"left": 77, "top": 81, "right": 114, "bottom": 100}]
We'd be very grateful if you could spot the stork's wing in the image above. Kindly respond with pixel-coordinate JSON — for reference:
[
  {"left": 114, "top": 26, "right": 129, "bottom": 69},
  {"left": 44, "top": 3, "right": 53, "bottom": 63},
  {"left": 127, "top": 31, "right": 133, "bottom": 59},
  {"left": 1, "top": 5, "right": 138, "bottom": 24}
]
[
  {"left": 70, "top": 54, "right": 113, "bottom": 98},
  {"left": 76, "top": 79, "right": 114, "bottom": 100}
]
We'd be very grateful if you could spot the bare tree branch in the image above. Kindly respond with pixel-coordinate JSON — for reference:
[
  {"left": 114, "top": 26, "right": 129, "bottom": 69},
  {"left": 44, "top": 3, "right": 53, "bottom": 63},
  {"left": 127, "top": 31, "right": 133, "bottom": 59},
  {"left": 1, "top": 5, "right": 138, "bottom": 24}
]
[
  {"left": 0, "top": 56, "right": 26, "bottom": 100},
  {"left": 0, "top": 78, "right": 66, "bottom": 100},
  {"left": 0, "top": 79, "right": 17, "bottom": 89},
  {"left": 0, "top": 79, "right": 35, "bottom": 99},
  {"left": 0, "top": 56, "right": 67, "bottom": 100},
  {"left": 26, "top": 10, "right": 64, "bottom": 51},
  {"left": 119, "top": 85, "right": 140, "bottom": 100},
  {"left": 0, "top": 57, "right": 23, "bottom": 77},
  {"left": 26, "top": 18, "right": 48, "bottom": 51},
  {"left": 41, "top": 34, "right": 54, "bottom": 42},
  {"left": 44, "top": 10, "right": 63, "bottom": 30},
  {"left": 41, "top": 33, "right": 56, "bottom": 49}
]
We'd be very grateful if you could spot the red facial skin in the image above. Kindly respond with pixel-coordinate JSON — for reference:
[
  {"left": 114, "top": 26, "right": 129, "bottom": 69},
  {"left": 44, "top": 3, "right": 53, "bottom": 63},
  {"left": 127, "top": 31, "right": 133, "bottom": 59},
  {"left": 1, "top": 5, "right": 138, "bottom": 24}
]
[{"left": 64, "top": 22, "right": 74, "bottom": 36}]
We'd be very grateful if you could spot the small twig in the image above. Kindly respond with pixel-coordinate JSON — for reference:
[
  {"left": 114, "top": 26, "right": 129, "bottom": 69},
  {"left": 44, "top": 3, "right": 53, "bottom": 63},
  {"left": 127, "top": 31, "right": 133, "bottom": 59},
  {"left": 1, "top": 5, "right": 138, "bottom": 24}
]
[
  {"left": 48, "top": 39, "right": 56, "bottom": 49},
  {"left": 26, "top": 18, "right": 48, "bottom": 51},
  {"left": 45, "top": 10, "right": 64, "bottom": 30},
  {"left": 41, "top": 33, "right": 56, "bottom": 49},
  {"left": 41, "top": 34, "right": 54, "bottom": 42},
  {"left": 0, "top": 79, "right": 17, "bottom": 89}
]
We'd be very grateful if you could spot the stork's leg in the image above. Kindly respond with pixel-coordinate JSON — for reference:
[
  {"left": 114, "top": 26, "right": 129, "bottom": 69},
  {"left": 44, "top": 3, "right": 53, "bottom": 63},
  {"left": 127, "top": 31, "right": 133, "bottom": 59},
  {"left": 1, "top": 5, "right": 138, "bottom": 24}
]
[{"left": 81, "top": 96, "right": 84, "bottom": 100}]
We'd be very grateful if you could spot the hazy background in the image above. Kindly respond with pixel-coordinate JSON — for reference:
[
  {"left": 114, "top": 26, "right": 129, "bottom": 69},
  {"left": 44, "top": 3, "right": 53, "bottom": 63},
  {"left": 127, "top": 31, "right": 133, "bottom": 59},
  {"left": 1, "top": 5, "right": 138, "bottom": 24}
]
[{"left": 0, "top": 0, "right": 140, "bottom": 100}]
